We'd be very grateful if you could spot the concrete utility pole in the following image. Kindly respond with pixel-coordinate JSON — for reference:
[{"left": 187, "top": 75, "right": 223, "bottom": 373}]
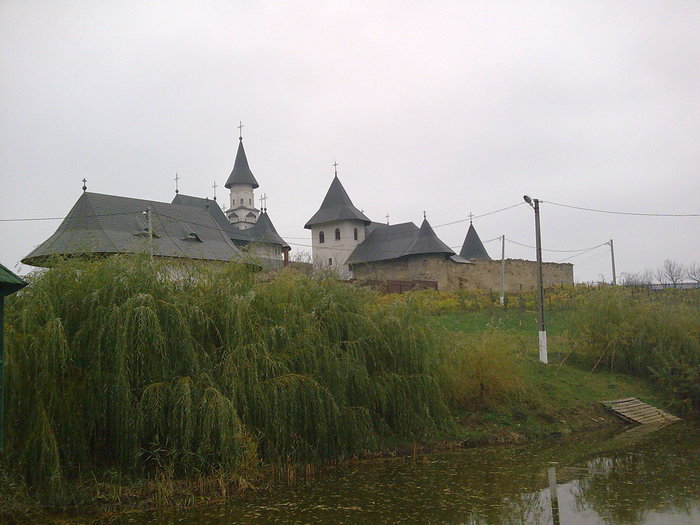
[
  {"left": 500, "top": 235, "right": 506, "bottom": 306},
  {"left": 524, "top": 196, "right": 547, "bottom": 364},
  {"left": 608, "top": 239, "right": 617, "bottom": 285},
  {"left": 548, "top": 465, "right": 561, "bottom": 525}
]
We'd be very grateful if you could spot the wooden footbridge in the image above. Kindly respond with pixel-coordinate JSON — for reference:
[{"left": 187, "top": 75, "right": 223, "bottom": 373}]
[{"left": 601, "top": 397, "right": 681, "bottom": 425}]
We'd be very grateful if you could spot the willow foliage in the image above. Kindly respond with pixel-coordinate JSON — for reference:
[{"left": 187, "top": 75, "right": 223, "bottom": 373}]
[{"left": 2, "top": 256, "right": 453, "bottom": 497}]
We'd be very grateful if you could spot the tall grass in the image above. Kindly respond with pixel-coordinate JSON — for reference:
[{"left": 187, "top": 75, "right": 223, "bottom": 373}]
[
  {"left": 567, "top": 288, "right": 700, "bottom": 411},
  {"left": 2, "top": 256, "right": 453, "bottom": 501}
]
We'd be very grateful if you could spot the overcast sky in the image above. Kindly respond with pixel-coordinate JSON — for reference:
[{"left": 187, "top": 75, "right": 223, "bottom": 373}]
[{"left": 1, "top": 0, "right": 698, "bottom": 282}]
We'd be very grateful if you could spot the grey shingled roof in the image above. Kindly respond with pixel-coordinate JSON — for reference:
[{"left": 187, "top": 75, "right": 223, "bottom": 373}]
[
  {"left": 304, "top": 175, "right": 371, "bottom": 228},
  {"left": 22, "top": 192, "right": 243, "bottom": 267},
  {"left": 347, "top": 219, "right": 454, "bottom": 265},
  {"left": 225, "top": 139, "right": 259, "bottom": 189},
  {"left": 171, "top": 193, "right": 251, "bottom": 244},
  {"left": 0, "top": 262, "right": 27, "bottom": 296},
  {"left": 459, "top": 223, "right": 492, "bottom": 260},
  {"left": 247, "top": 211, "right": 289, "bottom": 249}
]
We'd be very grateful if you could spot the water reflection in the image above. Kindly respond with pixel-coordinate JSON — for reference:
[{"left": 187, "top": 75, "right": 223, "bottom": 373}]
[{"left": 85, "top": 422, "right": 700, "bottom": 524}]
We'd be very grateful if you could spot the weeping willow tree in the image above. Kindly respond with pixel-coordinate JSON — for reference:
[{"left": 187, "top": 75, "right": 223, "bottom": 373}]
[{"left": 2, "top": 255, "right": 453, "bottom": 500}]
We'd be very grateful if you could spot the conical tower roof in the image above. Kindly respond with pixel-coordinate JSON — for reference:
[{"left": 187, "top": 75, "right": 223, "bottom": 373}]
[
  {"left": 225, "top": 138, "right": 259, "bottom": 189},
  {"left": 459, "top": 223, "right": 491, "bottom": 260},
  {"left": 248, "top": 210, "right": 289, "bottom": 249},
  {"left": 405, "top": 218, "right": 455, "bottom": 257},
  {"left": 304, "top": 175, "right": 370, "bottom": 228}
]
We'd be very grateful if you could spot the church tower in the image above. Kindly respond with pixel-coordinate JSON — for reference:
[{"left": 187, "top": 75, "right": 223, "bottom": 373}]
[
  {"left": 225, "top": 129, "right": 260, "bottom": 230},
  {"left": 304, "top": 170, "right": 371, "bottom": 277}
]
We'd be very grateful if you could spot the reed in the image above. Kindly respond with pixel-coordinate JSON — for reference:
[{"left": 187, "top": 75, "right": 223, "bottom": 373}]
[
  {"left": 2, "top": 255, "right": 453, "bottom": 500},
  {"left": 567, "top": 287, "right": 700, "bottom": 411}
]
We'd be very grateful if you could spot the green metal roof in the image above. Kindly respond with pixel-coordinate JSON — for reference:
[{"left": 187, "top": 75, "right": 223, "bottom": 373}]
[{"left": 0, "top": 262, "right": 27, "bottom": 296}]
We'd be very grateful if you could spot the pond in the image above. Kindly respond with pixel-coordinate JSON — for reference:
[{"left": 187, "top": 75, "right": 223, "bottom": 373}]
[{"left": 81, "top": 422, "right": 700, "bottom": 524}]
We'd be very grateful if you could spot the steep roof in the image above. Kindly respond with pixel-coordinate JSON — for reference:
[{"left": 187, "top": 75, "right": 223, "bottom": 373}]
[
  {"left": 0, "top": 262, "right": 27, "bottom": 297},
  {"left": 304, "top": 175, "right": 371, "bottom": 228},
  {"left": 22, "top": 192, "right": 243, "bottom": 267},
  {"left": 459, "top": 223, "right": 492, "bottom": 260},
  {"left": 347, "top": 219, "right": 454, "bottom": 265},
  {"left": 225, "top": 139, "right": 259, "bottom": 189},
  {"left": 171, "top": 193, "right": 250, "bottom": 243},
  {"left": 247, "top": 211, "right": 289, "bottom": 249}
]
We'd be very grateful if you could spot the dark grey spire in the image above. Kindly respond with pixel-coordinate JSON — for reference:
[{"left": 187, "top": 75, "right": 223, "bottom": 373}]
[
  {"left": 248, "top": 210, "right": 289, "bottom": 248},
  {"left": 304, "top": 175, "right": 371, "bottom": 228},
  {"left": 405, "top": 218, "right": 455, "bottom": 257},
  {"left": 225, "top": 139, "right": 259, "bottom": 189},
  {"left": 459, "top": 223, "right": 491, "bottom": 260}
]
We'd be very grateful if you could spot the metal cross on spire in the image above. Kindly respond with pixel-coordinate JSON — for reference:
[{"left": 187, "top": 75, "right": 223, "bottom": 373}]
[
  {"left": 82, "top": 178, "right": 87, "bottom": 192},
  {"left": 175, "top": 173, "right": 179, "bottom": 194},
  {"left": 385, "top": 213, "right": 390, "bottom": 225},
  {"left": 333, "top": 160, "right": 338, "bottom": 176},
  {"left": 261, "top": 193, "right": 268, "bottom": 212},
  {"left": 212, "top": 181, "right": 217, "bottom": 201},
  {"left": 238, "top": 121, "right": 244, "bottom": 140},
  {"left": 469, "top": 212, "right": 474, "bottom": 224},
  {"left": 423, "top": 210, "right": 427, "bottom": 220}
]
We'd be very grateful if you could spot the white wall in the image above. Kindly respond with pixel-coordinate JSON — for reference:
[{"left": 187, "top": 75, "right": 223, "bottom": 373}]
[
  {"left": 227, "top": 183, "right": 258, "bottom": 229},
  {"left": 310, "top": 220, "right": 365, "bottom": 277}
]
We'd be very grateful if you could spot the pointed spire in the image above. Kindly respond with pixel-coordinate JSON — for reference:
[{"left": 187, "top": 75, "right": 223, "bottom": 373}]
[
  {"left": 405, "top": 217, "right": 455, "bottom": 256},
  {"left": 304, "top": 174, "right": 371, "bottom": 228},
  {"left": 459, "top": 223, "right": 492, "bottom": 260},
  {"left": 225, "top": 136, "right": 259, "bottom": 189},
  {"left": 248, "top": 209, "right": 289, "bottom": 248}
]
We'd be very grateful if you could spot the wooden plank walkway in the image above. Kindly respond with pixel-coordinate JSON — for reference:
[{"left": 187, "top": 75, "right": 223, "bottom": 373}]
[{"left": 601, "top": 397, "right": 681, "bottom": 425}]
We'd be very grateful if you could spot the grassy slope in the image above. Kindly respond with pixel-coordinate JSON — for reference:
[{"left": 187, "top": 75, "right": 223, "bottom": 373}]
[{"left": 429, "top": 309, "right": 668, "bottom": 445}]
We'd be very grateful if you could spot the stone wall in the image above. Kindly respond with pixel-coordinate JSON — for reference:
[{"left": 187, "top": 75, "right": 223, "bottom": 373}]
[{"left": 352, "top": 257, "right": 573, "bottom": 292}]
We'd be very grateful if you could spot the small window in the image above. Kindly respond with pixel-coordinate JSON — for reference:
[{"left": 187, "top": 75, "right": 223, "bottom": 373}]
[
  {"left": 319, "top": 231, "right": 325, "bottom": 244},
  {"left": 335, "top": 228, "right": 341, "bottom": 240},
  {"left": 249, "top": 199, "right": 252, "bottom": 205},
  {"left": 353, "top": 227, "right": 358, "bottom": 241},
  {"left": 328, "top": 258, "right": 333, "bottom": 266}
]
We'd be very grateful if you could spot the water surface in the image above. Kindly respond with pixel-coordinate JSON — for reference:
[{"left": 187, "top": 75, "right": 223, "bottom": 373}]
[{"left": 91, "top": 422, "right": 700, "bottom": 524}]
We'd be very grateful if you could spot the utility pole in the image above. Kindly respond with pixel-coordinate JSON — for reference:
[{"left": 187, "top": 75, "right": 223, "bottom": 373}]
[
  {"left": 524, "top": 195, "right": 547, "bottom": 364},
  {"left": 500, "top": 235, "right": 506, "bottom": 306},
  {"left": 608, "top": 239, "right": 616, "bottom": 285}
]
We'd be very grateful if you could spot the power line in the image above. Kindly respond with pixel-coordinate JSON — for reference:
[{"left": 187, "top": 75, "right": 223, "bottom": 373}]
[
  {"left": 542, "top": 200, "right": 700, "bottom": 217},
  {"left": 432, "top": 202, "right": 525, "bottom": 228},
  {"left": 556, "top": 243, "right": 609, "bottom": 263},
  {"left": 507, "top": 238, "right": 608, "bottom": 253}
]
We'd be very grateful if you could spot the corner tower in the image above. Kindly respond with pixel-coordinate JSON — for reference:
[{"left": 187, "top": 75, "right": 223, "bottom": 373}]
[
  {"left": 225, "top": 131, "right": 260, "bottom": 230},
  {"left": 304, "top": 171, "right": 371, "bottom": 276}
]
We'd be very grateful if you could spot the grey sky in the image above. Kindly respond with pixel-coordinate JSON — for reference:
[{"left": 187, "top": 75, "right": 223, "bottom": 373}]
[{"left": 1, "top": 0, "right": 698, "bottom": 282}]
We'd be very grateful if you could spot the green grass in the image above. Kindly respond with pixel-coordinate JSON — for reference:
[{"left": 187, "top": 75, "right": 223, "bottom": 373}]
[{"left": 432, "top": 309, "right": 570, "bottom": 337}]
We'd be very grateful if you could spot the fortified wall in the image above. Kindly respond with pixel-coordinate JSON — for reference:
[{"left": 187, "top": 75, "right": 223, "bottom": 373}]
[{"left": 351, "top": 257, "right": 573, "bottom": 292}]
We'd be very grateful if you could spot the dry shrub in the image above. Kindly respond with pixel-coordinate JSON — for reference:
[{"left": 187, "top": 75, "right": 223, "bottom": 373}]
[{"left": 437, "top": 329, "right": 527, "bottom": 410}]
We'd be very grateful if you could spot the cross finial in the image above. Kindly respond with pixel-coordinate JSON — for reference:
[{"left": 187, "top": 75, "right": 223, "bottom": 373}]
[
  {"left": 82, "top": 178, "right": 87, "bottom": 192},
  {"left": 385, "top": 213, "right": 390, "bottom": 225},
  {"left": 212, "top": 181, "right": 217, "bottom": 201},
  {"left": 238, "top": 121, "right": 244, "bottom": 141},
  {"left": 333, "top": 160, "right": 338, "bottom": 176},
  {"left": 261, "top": 193, "right": 268, "bottom": 212},
  {"left": 423, "top": 210, "right": 427, "bottom": 220},
  {"left": 175, "top": 173, "right": 179, "bottom": 194},
  {"left": 469, "top": 212, "right": 473, "bottom": 224}
]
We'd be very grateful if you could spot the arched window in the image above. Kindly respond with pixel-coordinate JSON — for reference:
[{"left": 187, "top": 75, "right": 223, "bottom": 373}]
[
  {"left": 328, "top": 258, "right": 333, "bottom": 266},
  {"left": 249, "top": 199, "right": 252, "bottom": 205},
  {"left": 353, "top": 227, "right": 358, "bottom": 241},
  {"left": 319, "top": 231, "right": 325, "bottom": 244},
  {"left": 240, "top": 198, "right": 244, "bottom": 205},
  {"left": 335, "top": 228, "right": 341, "bottom": 240}
]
